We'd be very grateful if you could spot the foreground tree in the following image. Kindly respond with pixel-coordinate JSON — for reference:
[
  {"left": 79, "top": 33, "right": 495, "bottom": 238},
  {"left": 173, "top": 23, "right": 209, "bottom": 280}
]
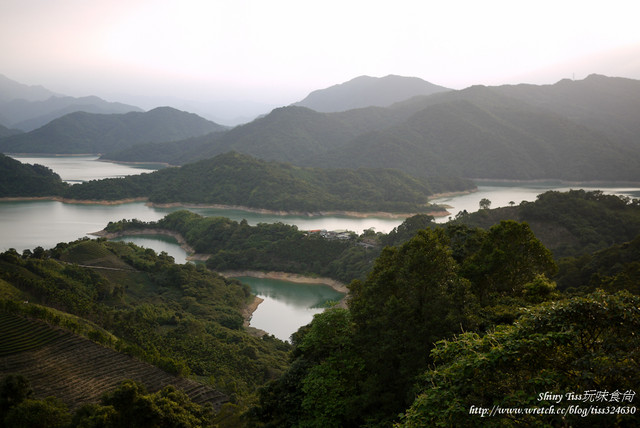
[
  {"left": 3, "top": 397, "right": 71, "bottom": 428},
  {"left": 74, "top": 380, "right": 214, "bottom": 428},
  {"left": 461, "top": 220, "right": 557, "bottom": 302},
  {"left": 252, "top": 309, "right": 363, "bottom": 427},
  {"left": 349, "top": 228, "right": 474, "bottom": 425},
  {"left": 398, "top": 291, "right": 640, "bottom": 427},
  {"left": 0, "top": 374, "right": 34, "bottom": 417}
]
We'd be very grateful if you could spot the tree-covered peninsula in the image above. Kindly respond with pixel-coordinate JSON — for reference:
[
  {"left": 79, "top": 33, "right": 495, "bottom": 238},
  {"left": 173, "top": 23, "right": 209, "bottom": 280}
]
[
  {"left": 0, "top": 153, "right": 67, "bottom": 197},
  {"left": 62, "top": 152, "right": 470, "bottom": 213}
]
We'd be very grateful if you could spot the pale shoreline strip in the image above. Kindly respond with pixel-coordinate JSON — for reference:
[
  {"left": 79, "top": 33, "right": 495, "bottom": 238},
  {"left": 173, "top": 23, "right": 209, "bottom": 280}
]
[
  {"left": 218, "top": 270, "right": 348, "bottom": 294},
  {"left": 90, "top": 228, "right": 198, "bottom": 256},
  {"left": 0, "top": 196, "right": 460, "bottom": 218}
]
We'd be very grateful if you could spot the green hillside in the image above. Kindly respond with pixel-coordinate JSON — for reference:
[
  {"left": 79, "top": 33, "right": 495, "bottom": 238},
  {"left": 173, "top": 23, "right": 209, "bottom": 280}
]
[
  {"left": 0, "top": 107, "right": 227, "bottom": 154},
  {"left": 454, "top": 189, "right": 640, "bottom": 258},
  {"left": 0, "top": 239, "right": 290, "bottom": 404},
  {"left": 0, "top": 312, "right": 226, "bottom": 410},
  {"left": 2, "top": 190, "right": 640, "bottom": 426}
]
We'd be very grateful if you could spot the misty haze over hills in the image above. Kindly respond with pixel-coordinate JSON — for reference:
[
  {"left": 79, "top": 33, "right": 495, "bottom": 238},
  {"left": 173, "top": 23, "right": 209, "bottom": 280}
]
[
  {"left": 0, "top": 107, "right": 226, "bottom": 154},
  {"left": 0, "top": 74, "right": 142, "bottom": 132}
]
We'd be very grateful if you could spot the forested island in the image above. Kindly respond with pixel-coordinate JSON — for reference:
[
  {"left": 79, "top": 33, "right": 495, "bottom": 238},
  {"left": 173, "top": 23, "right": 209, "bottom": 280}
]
[{"left": 2, "top": 190, "right": 640, "bottom": 426}]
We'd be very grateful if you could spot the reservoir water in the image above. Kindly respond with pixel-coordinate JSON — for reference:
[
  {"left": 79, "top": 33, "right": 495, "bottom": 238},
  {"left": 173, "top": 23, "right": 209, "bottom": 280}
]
[
  {"left": 9, "top": 155, "right": 159, "bottom": 183},
  {"left": 234, "top": 277, "right": 345, "bottom": 341},
  {"left": 431, "top": 180, "right": 640, "bottom": 222},
  {"left": 4, "top": 155, "right": 640, "bottom": 339}
]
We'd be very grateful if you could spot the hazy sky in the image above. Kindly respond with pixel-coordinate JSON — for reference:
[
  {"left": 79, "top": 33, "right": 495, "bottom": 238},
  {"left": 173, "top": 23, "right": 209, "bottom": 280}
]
[{"left": 2, "top": 0, "right": 639, "bottom": 106}]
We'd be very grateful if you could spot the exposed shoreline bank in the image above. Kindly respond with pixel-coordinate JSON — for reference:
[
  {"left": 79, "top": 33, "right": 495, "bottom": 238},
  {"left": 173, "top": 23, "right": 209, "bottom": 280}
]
[
  {"left": 0, "top": 196, "right": 149, "bottom": 205},
  {"left": 241, "top": 296, "right": 267, "bottom": 337},
  {"left": 0, "top": 196, "right": 451, "bottom": 218},
  {"left": 218, "top": 270, "right": 348, "bottom": 294},
  {"left": 90, "top": 228, "right": 201, "bottom": 258},
  {"left": 222, "top": 271, "right": 349, "bottom": 334}
]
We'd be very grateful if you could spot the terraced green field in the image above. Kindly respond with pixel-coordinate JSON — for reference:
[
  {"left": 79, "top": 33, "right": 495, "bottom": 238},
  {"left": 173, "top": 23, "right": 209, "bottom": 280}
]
[
  {"left": 0, "top": 311, "right": 226, "bottom": 410},
  {"left": 0, "top": 312, "right": 62, "bottom": 356}
]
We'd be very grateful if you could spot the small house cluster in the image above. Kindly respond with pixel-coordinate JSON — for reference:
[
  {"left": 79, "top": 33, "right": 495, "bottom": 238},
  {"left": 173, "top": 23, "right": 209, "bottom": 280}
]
[{"left": 306, "top": 229, "right": 353, "bottom": 240}]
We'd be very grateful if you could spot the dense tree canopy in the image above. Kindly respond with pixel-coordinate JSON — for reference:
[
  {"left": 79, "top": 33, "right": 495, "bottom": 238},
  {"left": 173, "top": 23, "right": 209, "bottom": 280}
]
[{"left": 399, "top": 291, "right": 640, "bottom": 427}]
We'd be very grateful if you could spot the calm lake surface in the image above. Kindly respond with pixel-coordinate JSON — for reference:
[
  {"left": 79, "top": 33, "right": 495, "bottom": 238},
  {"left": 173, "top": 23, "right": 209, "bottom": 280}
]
[
  {"left": 4, "top": 156, "right": 640, "bottom": 339},
  {"left": 431, "top": 180, "right": 640, "bottom": 222},
  {"left": 234, "top": 277, "right": 345, "bottom": 341},
  {"left": 10, "top": 155, "right": 159, "bottom": 183}
]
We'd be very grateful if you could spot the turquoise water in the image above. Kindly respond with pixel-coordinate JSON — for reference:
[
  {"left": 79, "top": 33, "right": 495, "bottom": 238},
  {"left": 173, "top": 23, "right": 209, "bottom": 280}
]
[{"left": 234, "top": 276, "right": 345, "bottom": 341}]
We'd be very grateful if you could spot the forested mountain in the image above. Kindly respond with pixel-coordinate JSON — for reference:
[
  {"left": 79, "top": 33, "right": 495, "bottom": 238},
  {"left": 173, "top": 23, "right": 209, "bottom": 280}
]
[
  {"left": 317, "top": 85, "right": 640, "bottom": 180},
  {"left": 0, "top": 153, "right": 67, "bottom": 197},
  {"left": 492, "top": 74, "right": 640, "bottom": 148},
  {"left": 63, "top": 152, "right": 469, "bottom": 213},
  {"left": 102, "top": 75, "right": 640, "bottom": 182},
  {"left": 0, "top": 107, "right": 227, "bottom": 154},
  {"left": 2, "top": 96, "right": 143, "bottom": 132},
  {"left": 292, "top": 74, "right": 451, "bottom": 112},
  {"left": 102, "top": 104, "right": 417, "bottom": 165},
  {"left": 0, "top": 74, "right": 142, "bottom": 131}
]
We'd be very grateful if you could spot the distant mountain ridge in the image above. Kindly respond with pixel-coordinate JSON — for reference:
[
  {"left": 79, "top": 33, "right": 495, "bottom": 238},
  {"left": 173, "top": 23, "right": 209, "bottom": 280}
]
[
  {"left": 315, "top": 81, "right": 640, "bottom": 181},
  {"left": 0, "top": 73, "right": 57, "bottom": 103},
  {"left": 0, "top": 107, "right": 227, "bottom": 154},
  {"left": 0, "top": 74, "right": 142, "bottom": 131},
  {"left": 3, "top": 95, "right": 144, "bottom": 131},
  {"left": 0, "top": 123, "right": 22, "bottom": 139},
  {"left": 103, "top": 74, "right": 640, "bottom": 182},
  {"left": 293, "top": 74, "right": 451, "bottom": 112}
]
